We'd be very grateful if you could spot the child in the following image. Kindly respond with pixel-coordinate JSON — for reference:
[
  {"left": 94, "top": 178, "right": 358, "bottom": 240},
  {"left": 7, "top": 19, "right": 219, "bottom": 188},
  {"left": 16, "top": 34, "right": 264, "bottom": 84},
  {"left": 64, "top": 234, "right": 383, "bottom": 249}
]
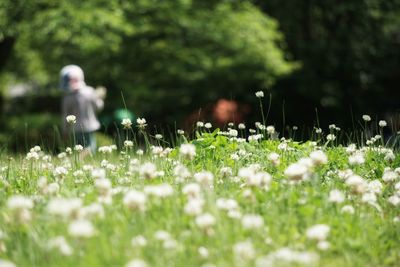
[{"left": 60, "top": 65, "right": 105, "bottom": 154}]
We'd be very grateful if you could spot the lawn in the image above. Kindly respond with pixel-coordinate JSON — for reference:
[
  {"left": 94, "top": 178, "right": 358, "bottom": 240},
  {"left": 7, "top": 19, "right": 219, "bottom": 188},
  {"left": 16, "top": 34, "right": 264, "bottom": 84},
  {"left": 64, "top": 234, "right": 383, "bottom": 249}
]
[{"left": 0, "top": 115, "right": 399, "bottom": 267}]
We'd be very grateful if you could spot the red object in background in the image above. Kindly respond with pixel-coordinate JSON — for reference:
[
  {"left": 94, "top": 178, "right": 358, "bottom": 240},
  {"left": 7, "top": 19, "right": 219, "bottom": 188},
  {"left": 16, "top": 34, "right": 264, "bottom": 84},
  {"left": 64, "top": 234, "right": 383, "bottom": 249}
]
[
  {"left": 213, "top": 99, "right": 242, "bottom": 126},
  {"left": 182, "top": 99, "right": 250, "bottom": 131}
]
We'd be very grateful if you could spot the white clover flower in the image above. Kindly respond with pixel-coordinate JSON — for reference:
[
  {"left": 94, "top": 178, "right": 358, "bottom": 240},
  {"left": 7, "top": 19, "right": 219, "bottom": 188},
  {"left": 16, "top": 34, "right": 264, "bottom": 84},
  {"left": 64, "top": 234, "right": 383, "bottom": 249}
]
[
  {"left": 384, "top": 150, "right": 395, "bottom": 162},
  {"left": 196, "top": 121, "right": 204, "bottom": 128},
  {"left": 131, "top": 235, "right": 147, "bottom": 248},
  {"left": 83, "top": 164, "right": 94, "bottom": 172},
  {"left": 125, "top": 259, "right": 148, "bottom": 267},
  {"left": 177, "top": 129, "right": 185, "bottom": 135},
  {"left": 123, "top": 190, "right": 147, "bottom": 211},
  {"left": 139, "top": 162, "right": 158, "bottom": 179},
  {"left": 227, "top": 209, "right": 242, "bottom": 219},
  {"left": 104, "top": 163, "right": 117, "bottom": 171},
  {"left": 219, "top": 167, "right": 233, "bottom": 178},
  {"left": 266, "top": 126, "right": 275, "bottom": 135},
  {"left": 345, "top": 144, "right": 357, "bottom": 154},
  {"left": 341, "top": 205, "right": 355, "bottom": 214},
  {"left": 47, "top": 198, "right": 82, "bottom": 219},
  {"left": 26, "top": 151, "right": 39, "bottom": 160},
  {"left": 382, "top": 169, "right": 398, "bottom": 183},
  {"left": 48, "top": 236, "right": 73, "bottom": 256},
  {"left": 124, "top": 140, "right": 134, "bottom": 148},
  {"left": 79, "top": 203, "right": 105, "bottom": 219},
  {"left": 198, "top": 247, "right": 209, "bottom": 258},
  {"left": 233, "top": 241, "right": 255, "bottom": 260},
  {"left": 255, "top": 122, "right": 265, "bottom": 130},
  {"left": 154, "top": 230, "right": 171, "bottom": 241},
  {"left": 238, "top": 123, "right": 246, "bottom": 129},
  {"left": 284, "top": 163, "right": 309, "bottom": 181},
  {"left": 68, "top": 219, "right": 95, "bottom": 238},
  {"left": 37, "top": 176, "right": 48, "bottom": 189},
  {"left": 136, "top": 118, "right": 147, "bottom": 128},
  {"left": 7, "top": 195, "right": 34, "bottom": 211},
  {"left": 317, "top": 240, "right": 330, "bottom": 251},
  {"left": 255, "top": 91, "right": 264, "bottom": 98},
  {"left": 255, "top": 248, "right": 319, "bottom": 267},
  {"left": 248, "top": 172, "right": 272, "bottom": 188},
  {"left": 65, "top": 147, "right": 72, "bottom": 154},
  {"left": 47, "top": 182, "right": 60, "bottom": 195},
  {"left": 328, "top": 190, "right": 345, "bottom": 203},
  {"left": 368, "top": 180, "right": 383, "bottom": 194},
  {"left": 361, "top": 192, "right": 377, "bottom": 204},
  {"left": 241, "top": 214, "right": 264, "bottom": 230},
  {"left": 345, "top": 175, "right": 367, "bottom": 194},
  {"left": 151, "top": 146, "right": 164, "bottom": 156},
  {"left": 98, "top": 146, "right": 113, "bottom": 154},
  {"left": 329, "top": 124, "right": 336, "bottom": 130},
  {"left": 53, "top": 166, "right": 68, "bottom": 177},
  {"left": 378, "top": 120, "right": 387, "bottom": 127},
  {"left": 238, "top": 166, "right": 256, "bottom": 180},
  {"left": 204, "top": 123, "right": 212, "bottom": 129},
  {"left": 144, "top": 184, "right": 173, "bottom": 198},
  {"left": 155, "top": 134, "right": 163, "bottom": 140},
  {"left": 121, "top": 118, "right": 132, "bottom": 129},
  {"left": 0, "top": 259, "right": 17, "bottom": 267},
  {"left": 388, "top": 195, "right": 400, "bottom": 206},
  {"left": 326, "top": 134, "right": 336, "bottom": 141},
  {"left": 74, "top": 145, "right": 83, "bottom": 151},
  {"left": 298, "top": 157, "right": 314, "bottom": 169},
  {"left": 315, "top": 127, "right": 322, "bottom": 134},
  {"left": 91, "top": 168, "right": 106, "bottom": 179},
  {"left": 94, "top": 178, "right": 112, "bottom": 196},
  {"left": 163, "top": 238, "right": 178, "bottom": 250},
  {"left": 306, "top": 224, "right": 330, "bottom": 241},
  {"left": 173, "top": 164, "right": 191, "bottom": 182},
  {"left": 7, "top": 195, "right": 33, "bottom": 224},
  {"left": 310, "top": 150, "right": 328, "bottom": 165},
  {"left": 248, "top": 134, "right": 263, "bottom": 142},
  {"left": 348, "top": 152, "right": 365, "bottom": 165},
  {"left": 194, "top": 171, "right": 214, "bottom": 187},
  {"left": 216, "top": 198, "right": 239, "bottom": 212},
  {"left": 29, "top": 145, "right": 41, "bottom": 152},
  {"left": 267, "top": 152, "right": 280, "bottom": 166},
  {"left": 362, "top": 115, "right": 371, "bottom": 122},
  {"left": 277, "top": 142, "right": 288, "bottom": 151},
  {"left": 195, "top": 213, "right": 216, "bottom": 230},
  {"left": 184, "top": 198, "right": 204, "bottom": 216},
  {"left": 230, "top": 153, "right": 240, "bottom": 161},
  {"left": 66, "top": 115, "right": 76, "bottom": 124},
  {"left": 229, "top": 129, "right": 238, "bottom": 137},
  {"left": 182, "top": 183, "right": 201, "bottom": 199},
  {"left": 179, "top": 144, "right": 196, "bottom": 160}
]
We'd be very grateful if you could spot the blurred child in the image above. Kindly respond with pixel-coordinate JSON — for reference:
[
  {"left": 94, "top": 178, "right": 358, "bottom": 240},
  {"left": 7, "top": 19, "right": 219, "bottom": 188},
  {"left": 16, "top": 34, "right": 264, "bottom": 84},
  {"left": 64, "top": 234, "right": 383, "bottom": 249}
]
[{"left": 60, "top": 65, "right": 105, "bottom": 155}]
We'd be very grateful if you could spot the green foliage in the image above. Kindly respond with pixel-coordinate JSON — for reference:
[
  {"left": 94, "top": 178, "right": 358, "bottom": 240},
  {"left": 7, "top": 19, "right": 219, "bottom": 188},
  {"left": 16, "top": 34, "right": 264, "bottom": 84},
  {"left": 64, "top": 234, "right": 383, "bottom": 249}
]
[
  {"left": 253, "top": 0, "right": 400, "bottom": 127},
  {"left": 0, "top": 0, "right": 296, "bottom": 125},
  {"left": 0, "top": 113, "right": 61, "bottom": 151},
  {"left": 0, "top": 130, "right": 399, "bottom": 266}
]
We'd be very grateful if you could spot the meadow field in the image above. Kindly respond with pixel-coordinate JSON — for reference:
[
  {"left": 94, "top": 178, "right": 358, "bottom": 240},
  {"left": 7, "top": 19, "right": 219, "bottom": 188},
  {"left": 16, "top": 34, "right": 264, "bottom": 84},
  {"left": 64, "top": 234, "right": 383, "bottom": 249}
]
[{"left": 0, "top": 104, "right": 399, "bottom": 267}]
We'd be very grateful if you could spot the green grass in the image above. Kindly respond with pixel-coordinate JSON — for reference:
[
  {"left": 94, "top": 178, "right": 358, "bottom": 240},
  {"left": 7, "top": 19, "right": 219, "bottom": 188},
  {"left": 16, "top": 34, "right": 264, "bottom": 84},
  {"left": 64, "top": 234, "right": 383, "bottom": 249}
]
[{"left": 0, "top": 124, "right": 399, "bottom": 267}]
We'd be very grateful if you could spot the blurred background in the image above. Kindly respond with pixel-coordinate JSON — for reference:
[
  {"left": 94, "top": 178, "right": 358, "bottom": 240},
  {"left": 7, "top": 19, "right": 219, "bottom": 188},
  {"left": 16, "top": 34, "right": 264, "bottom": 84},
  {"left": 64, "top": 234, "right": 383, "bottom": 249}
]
[{"left": 0, "top": 0, "right": 399, "bottom": 151}]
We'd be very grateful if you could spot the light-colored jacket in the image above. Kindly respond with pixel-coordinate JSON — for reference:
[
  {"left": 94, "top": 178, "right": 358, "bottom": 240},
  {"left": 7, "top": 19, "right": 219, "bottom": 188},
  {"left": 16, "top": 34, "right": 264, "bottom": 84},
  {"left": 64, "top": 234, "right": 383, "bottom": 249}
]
[{"left": 62, "top": 86, "right": 104, "bottom": 133}]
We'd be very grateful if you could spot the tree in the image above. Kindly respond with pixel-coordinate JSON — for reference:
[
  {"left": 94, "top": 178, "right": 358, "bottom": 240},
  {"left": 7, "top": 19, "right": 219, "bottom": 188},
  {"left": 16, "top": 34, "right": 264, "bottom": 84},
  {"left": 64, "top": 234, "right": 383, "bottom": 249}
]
[
  {"left": 0, "top": 0, "right": 296, "bottom": 126},
  {"left": 254, "top": 0, "right": 400, "bottom": 128}
]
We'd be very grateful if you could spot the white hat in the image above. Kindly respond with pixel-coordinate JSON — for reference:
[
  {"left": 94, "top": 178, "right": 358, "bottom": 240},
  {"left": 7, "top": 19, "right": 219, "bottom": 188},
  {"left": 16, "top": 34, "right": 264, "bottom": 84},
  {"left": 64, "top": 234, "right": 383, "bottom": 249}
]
[{"left": 60, "top": 65, "right": 85, "bottom": 91}]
